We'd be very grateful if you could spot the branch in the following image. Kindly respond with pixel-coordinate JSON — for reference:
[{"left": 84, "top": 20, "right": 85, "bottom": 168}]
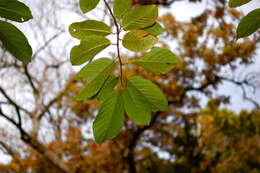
[
  {"left": 0, "top": 87, "right": 72, "bottom": 173},
  {"left": 0, "top": 107, "right": 73, "bottom": 173},
  {"left": 38, "top": 95, "right": 59, "bottom": 120},
  {"left": 0, "top": 87, "right": 24, "bottom": 127},
  {"left": 0, "top": 106, "right": 29, "bottom": 142},
  {"left": 0, "top": 141, "right": 15, "bottom": 157},
  {"left": 103, "top": 0, "right": 123, "bottom": 85},
  {"left": 23, "top": 64, "right": 38, "bottom": 96},
  {"left": 26, "top": 137, "right": 73, "bottom": 173},
  {"left": 125, "top": 111, "right": 162, "bottom": 173},
  {"left": 218, "top": 76, "right": 260, "bottom": 109},
  {"left": 32, "top": 30, "right": 64, "bottom": 59}
]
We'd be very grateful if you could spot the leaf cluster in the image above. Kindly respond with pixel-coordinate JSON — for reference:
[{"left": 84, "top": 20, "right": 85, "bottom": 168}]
[
  {"left": 69, "top": 0, "right": 179, "bottom": 143},
  {"left": 0, "top": 0, "right": 33, "bottom": 62}
]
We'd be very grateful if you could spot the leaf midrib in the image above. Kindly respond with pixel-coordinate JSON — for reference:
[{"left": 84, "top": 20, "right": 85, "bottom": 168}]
[
  {"left": 74, "top": 42, "right": 110, "bottom": 61},
  {"left": 103, "top": 94, "right": 120, "bottom": 140},
  {"left": 138, "top": 59, "right": 177, "bottom": 64},
  {"left": 87, "top": 61, "right": 114, "bottom": 84},
  {"left": 128, "top": 80, "right": 156, "bottom": 109},
  {"left": 76, "top": 28, "right": 111, "bottom": 34}
]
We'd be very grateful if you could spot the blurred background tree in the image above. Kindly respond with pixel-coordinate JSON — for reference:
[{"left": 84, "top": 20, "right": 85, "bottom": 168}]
[{"left": 0, "top": 0, "right": 259, "bottom": 173}]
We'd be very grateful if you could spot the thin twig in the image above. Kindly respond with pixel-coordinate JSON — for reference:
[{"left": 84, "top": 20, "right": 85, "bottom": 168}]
[
  {"left": 0, "top": 87, "right": 24, "bottom": 127},
  {"left": 23, "top": 64, "right": 38, "bottom": 95},
  {"left": 0, "top": 107, "right": 30, "bottom": 141},
  {"left": 0, "top": 87, "right": 32, "bottom": 115},
  {"left": 103, "top": 0, "right": 123, "bottom": 85},
  {"left": 32, "top": 30, "right": 64, "bottom": 59}
]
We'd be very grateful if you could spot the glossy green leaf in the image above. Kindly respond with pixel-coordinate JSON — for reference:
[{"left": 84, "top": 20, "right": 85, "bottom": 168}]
[
  {"left": 228, "top": 0, "right": 252, "bottom": 8},
  {"left": 122, "top": 30, "right": 157, "bottom": 52},
  {"left": 70, "top": 36, "right": 111, "bottom": 65},
  {"left": 75, "top": 58, "right": 115, "bottom": 100},
  {"left": 0, "top": 0, "right": 33, "bottom": 22},
  {"left": 93, "top": 93, "right": 125, "bottom": 144},
  {"left": 69, "top": 20, "right": 111, "bottom": 39},
  {"left": 122, "top": 83, "right": 151, "bottom": 125},
  {"left": 0, "top": 20, "right": 32, "bottom": 62},
  {"left": 127, "top": 76, "right": 168, "bottom": 111},
  {"left": 80, "top": 0, "right": 100, "bottom": 13},
  {"left": 122, "top": 5, "right": 158, "bottom": 31},
  {"left": 113, "top": 0, "right": 132, "bottom": 19},
  {"left": 96, "top": 77, "right": 118, "bottom": 102},
  {"left": 143, "top": 22, "right": 164, "bottom": 36},
  {"left": 134, "top": 47, "right": 178, "bottom": 74},
  {"left": 236, "top": 8, "right": 260, "bottom": 39}
]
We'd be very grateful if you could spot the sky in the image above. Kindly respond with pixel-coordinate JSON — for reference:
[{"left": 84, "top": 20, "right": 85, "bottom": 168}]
[{"left": 169, "top": 0, "right": 260, "bottom": 111}]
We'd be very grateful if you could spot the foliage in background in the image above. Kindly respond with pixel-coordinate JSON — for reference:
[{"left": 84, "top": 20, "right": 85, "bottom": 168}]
[{"left": 0, "top": 0, "right": 33, "bottom": 62}]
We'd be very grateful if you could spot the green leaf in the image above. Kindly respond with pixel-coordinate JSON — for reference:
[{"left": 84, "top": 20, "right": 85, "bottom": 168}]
[
  {"left": 96, "top": 77, "right": 118, "bottom": 102},
  {"left": 228, "top": 0, "right": 252, "bottom": 8},
  {"left": 122, "top": 5, "right": 158, "bottom": 31},
  {"left": 0, "top": 20, "right": 32, "bottom": 62},
  {"left": 70, "top": 36, "right": 111, "bottom": 65},
  {"left": 122, "top": 30, "right": 157, "bottom": 52},
  {"left": 0, "top": 0, "right": 7, "bottom": 5},
  {"left": 143, "top": 22, "right": 164, "bottom": 36},
  {"left": 113, "top": 0, "right": 132, "bottom": 19},
  {"left": 80, "top": 0, "right": 100, "bottom": 13},
  {"left": 133, "top": 47, "right": 179, "bottom": 74},
  {"left": 122, "top": 83, "right": 151, "bottom": 125},
  {"left": 75, "top": 77, "right": 108, "bottom": 101},
  {"left": 0, "top": 0, "right": 33, "bottom": 22},
  {"left": 236, "top": 8, "right": 260, "bottom": 39},
  {"left": 126, "top": 76, "right": 168, "bottom": 112},
  {"left": 75, "top": 58, "right": 115, "bottom": 80},
  {"left": 69, "top": 20, "right": 111, "bottom": 39},
  {"left": 75, "top": 58, "right": 116, "bottom": 100},
  {"left": 93, "top": 93, "right": 125, "bottom": 144}
]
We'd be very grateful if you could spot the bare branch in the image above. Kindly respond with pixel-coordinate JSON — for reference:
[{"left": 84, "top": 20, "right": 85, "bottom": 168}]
[
  {"left": 218, "top": 76, "right": 260, "bottom": 109},
  {"left": 0, "top": 107, "right": 73, "bottom": 173},
  {"left": 0, "top": 141, "right": 15, "bottom": 157},
  {"left": 32, "top": 30, "right": 65, "bottom": 60}
]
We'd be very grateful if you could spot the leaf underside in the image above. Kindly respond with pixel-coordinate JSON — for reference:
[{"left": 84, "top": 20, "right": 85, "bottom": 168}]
[
  {"left": 80, "top": 0, "right": 100, "bottom": 13},
  {"left": 75, "top": 58, "right": 116, "bottom": 100},
  {"left": 134, "top": 47, "right": 179, "bottom": 74},
  {"left": 123, "top": 82, "right": 152, "bottom": 125},
  {"left": 93, "top": 93, "right": 125, "bottom": 144},
  {"left": 113, "top": 0, "right": 132, "bottom": 19},
  {"left": 70, "top": 36, "right": 111, "bottom": 65},
  {"left": 122, "top": 5, "right": 158, "bottom": 31},
  {"left": 69, "top": 20, "right": 111, "bottom": 39},
  {"left": 122, "top": 30, "right": 157, "bottom": 52},
  {"left": 126, "top": 76, "right": 168, "bottom": 112}
]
